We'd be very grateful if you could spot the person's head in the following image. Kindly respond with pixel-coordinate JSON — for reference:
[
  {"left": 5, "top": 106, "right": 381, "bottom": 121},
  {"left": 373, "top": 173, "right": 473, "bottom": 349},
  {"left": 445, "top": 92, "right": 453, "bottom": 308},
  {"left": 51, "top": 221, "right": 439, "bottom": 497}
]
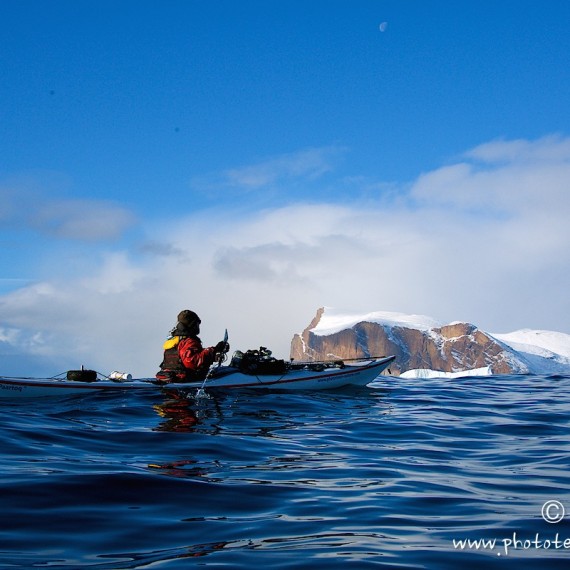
[{"left": 177, "top": 310, "right": 201, "bottom": 335}]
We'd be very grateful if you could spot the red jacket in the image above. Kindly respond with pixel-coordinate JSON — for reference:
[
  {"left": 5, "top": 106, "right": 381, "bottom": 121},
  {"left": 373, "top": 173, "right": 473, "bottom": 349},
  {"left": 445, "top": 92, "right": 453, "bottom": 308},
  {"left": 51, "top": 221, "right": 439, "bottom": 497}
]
[
  {"left": 178, "top": 336, "right": 216, "bottom": 372},
  {"left": 156, "top": 335, "right": 217, "bottom": 381}
]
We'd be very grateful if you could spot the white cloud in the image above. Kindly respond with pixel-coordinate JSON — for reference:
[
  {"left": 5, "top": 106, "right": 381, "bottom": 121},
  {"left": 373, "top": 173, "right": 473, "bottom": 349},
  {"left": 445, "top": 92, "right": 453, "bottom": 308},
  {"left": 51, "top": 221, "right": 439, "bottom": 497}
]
[
  {"left": 465, "top": 134, "right": 570, "bottom": 164},
  {"left": 223, "top": 146, "right": 346, "bottom": 189},
  {"left": 0, "top": 136, "right": 569, "bottom": 377}
]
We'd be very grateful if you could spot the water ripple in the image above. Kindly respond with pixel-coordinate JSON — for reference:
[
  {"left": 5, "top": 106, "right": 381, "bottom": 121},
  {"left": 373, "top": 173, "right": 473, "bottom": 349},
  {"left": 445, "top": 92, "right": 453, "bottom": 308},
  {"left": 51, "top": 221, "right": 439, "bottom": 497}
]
[{"left": 1, "top": 374, "right": 569, "bottom": 568}]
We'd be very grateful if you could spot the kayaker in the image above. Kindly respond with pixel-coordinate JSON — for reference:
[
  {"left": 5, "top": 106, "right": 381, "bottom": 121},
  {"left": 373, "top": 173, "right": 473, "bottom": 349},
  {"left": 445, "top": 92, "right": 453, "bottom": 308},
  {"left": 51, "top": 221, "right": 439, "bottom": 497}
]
[{"left": 156, "top": 310, "right": 229, "bottom": 382}]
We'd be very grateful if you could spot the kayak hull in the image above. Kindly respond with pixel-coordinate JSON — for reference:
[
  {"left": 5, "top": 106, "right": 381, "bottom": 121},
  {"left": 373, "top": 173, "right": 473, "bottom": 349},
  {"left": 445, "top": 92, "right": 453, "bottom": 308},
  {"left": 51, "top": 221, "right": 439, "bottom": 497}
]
[{"left": 0, "top": 356, "right": 395, "bottom": 398}]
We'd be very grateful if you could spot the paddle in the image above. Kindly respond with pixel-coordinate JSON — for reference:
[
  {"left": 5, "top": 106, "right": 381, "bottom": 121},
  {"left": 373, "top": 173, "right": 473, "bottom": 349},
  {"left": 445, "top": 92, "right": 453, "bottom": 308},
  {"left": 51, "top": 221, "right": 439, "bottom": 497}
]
[{"left": 196, "top": 329, "right": 228, "bottom": 397}]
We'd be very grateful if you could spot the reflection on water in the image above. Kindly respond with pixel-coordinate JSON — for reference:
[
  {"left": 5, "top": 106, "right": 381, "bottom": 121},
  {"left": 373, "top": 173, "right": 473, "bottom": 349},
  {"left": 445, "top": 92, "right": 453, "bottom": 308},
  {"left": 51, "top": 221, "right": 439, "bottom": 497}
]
[{"left": 153, "top": 390, "right": 199, "bottom": 432}]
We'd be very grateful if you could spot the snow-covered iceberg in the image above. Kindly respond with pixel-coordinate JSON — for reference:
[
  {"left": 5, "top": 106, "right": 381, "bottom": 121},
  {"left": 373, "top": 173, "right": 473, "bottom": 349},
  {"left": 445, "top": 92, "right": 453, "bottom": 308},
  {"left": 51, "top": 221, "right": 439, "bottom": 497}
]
[{"left": 291, "top": 307, "right": 570, "bottom": 375}]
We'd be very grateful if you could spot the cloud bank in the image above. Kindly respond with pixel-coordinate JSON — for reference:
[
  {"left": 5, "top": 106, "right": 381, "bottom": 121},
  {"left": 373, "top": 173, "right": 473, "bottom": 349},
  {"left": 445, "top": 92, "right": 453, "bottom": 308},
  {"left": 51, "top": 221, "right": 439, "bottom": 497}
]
[{"left": 1, "top": 136, "right": 569, "bottom": 376}]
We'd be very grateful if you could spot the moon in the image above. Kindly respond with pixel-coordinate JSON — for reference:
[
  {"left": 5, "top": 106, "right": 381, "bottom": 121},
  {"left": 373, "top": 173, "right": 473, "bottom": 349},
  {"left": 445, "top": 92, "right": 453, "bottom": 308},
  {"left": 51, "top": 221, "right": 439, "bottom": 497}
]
[{"left": 379, "top": 22, "right": 388, "bottom": 32}]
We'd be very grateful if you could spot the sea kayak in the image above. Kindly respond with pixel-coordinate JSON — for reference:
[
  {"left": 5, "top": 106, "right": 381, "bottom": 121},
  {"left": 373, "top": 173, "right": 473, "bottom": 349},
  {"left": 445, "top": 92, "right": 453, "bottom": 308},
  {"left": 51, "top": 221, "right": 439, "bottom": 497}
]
[{"left": 0, "top": 356, "right": 395, "bottom": 398}]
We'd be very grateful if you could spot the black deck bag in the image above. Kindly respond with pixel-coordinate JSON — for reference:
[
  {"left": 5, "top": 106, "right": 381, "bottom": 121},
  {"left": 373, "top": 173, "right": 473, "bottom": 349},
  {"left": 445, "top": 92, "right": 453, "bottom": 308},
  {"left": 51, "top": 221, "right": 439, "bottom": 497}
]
[
  {"left": 232, "top": 347, "right": 288, "bottom": 375},
  {"left": 66, "top": 369, "right": 97, "bottom": 382}
]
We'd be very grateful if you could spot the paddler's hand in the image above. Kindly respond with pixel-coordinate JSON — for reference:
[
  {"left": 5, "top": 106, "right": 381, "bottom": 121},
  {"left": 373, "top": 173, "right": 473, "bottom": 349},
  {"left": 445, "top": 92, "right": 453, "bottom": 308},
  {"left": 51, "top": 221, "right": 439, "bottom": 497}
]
[{"left": 215, "top": 340, "right": 230, "bottom": 354}]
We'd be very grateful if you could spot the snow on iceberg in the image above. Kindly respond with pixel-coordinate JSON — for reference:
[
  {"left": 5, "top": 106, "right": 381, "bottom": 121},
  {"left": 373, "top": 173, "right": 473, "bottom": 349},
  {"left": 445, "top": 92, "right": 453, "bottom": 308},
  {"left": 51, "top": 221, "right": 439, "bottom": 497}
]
[
  {"left": 400, "top": 366, "right": 492, "bottom": 379},
  {"left": 311, "top": 307, "right": 441, "bottom": 336},
  {"left": 492, "top": 329, "right": 570, "bottom": 359}
]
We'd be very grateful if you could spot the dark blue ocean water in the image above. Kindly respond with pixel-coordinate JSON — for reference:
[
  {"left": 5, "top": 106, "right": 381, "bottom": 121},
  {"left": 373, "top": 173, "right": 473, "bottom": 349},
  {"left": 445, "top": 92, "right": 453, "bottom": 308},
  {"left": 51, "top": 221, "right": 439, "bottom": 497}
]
[{"left": 1, "top": 374, "right": 570, "bottom": 569}]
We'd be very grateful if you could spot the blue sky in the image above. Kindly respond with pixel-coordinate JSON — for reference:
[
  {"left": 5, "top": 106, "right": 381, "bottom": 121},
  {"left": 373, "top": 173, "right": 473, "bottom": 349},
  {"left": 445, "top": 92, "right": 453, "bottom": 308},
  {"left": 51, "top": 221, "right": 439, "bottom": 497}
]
[{"left": 1, "top": 1, "right": 569, "bottom": 375}]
